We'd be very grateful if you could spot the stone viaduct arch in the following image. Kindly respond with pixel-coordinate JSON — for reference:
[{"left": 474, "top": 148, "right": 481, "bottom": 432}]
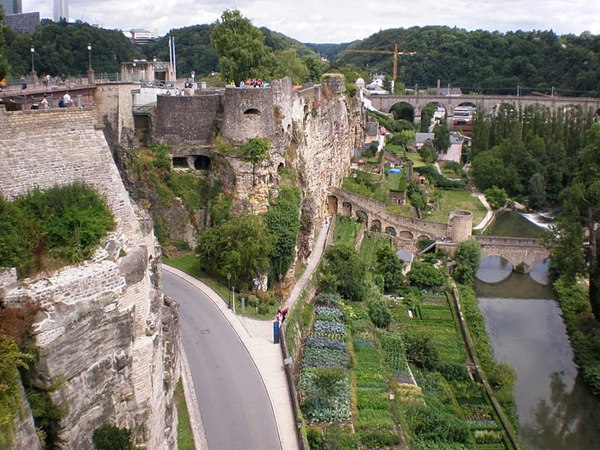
[
  {"left": 368, "top": 94, "right": 600, "bottom": 117},
  {"left": 328, "top": 189, "right": 549, "bottom": 273},
  {"left": 474, "top": 236, "right": 550, "bottom": 273},
  {"left": 328, "top": 188, "right": 463, "bottom": 242}
]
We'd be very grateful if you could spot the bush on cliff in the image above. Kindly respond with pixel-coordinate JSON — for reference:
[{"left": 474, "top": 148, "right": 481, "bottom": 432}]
[
  {"left": 92, "top": 424, "right": 135, "bottom": 450},
  {"left": 264, "top": 169, "right": 301, "bottom": 283},
  {"left": 0, "top": 182, "right": 114, "bottom": 278}
]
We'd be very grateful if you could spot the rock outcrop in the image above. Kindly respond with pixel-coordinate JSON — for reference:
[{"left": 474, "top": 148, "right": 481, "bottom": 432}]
[{"left": 0, "top": 107, "right": 179, "bottom": 449}]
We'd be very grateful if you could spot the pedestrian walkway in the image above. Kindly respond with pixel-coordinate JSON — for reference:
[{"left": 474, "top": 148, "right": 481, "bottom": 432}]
[
  {"left": 283, "top": 217, "right": 332, "bottom": 310},
  {"left": 473, "top": 193, "right": 494, "bottom": 231}
]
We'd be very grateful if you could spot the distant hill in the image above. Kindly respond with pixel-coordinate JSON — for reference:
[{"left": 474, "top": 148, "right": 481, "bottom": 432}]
[
  {"left": 305, "top": 43, "right": 350, "bottom": 61},
  {"left": 4, "top": 20, "right": 600, "bottom": 97},
  {"left": 332, "top": 26, "right": 600, "bottom": 96}
]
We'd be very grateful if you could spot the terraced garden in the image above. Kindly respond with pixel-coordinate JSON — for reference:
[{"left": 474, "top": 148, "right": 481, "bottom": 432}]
[{"left": 298, "top": 217, "right": 517, "bottom": 449}]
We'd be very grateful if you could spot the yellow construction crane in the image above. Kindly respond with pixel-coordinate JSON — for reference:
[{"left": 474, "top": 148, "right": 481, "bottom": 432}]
[{"left": 347, "top": 43, "right": 416, "bottom": 91}]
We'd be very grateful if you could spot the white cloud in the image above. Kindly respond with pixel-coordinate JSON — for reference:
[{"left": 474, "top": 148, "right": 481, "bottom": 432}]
[{"left": 23, "top": 0, "right": 600, "bottom": 43}]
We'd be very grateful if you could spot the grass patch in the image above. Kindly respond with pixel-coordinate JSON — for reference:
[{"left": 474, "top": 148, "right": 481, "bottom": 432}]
[
  {"left": 386, "top": 172, "right": 406, "bottom": 192},
  {"left": 384, "top": 203, "right": 414, "bottom": 217},
  {"left": 333, "top": 216, "right": 361, "bottom": 247},
  {"left": 341, "top": 176, "right": 388, "bottom": 203},
  {"left": 175, "top": 378, "right": 194, "bottom": 450},
  {"left": 426, "top": 190, "right": 487, "bottom": 225},
  {"left": 359, "top": 234, "right": 391, "bottom": 271},
  {"left": 404, "top": 152, "right": 428, "bottom": 168}
]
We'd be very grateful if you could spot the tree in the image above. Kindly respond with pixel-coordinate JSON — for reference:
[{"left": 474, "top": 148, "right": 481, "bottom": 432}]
[
  {"left": 210, "top": 9, "right": 274, "bottom": 85},
  {"left": 407, "top": 261, "right": 446, "bottom": 288},
  {"left": 548, "top": 200, "right": 586, "bottom": 284},
  {"left": 483, "top": 185, "right": 508, "bottom": 210},
  {"left": 453, "top": 239, "right": 481, "bottom": 285},
  {"left": 264, "top": 183, "right": 301, "bottom": 283},
  {"left": 528, "top": 172, "right": 547, "bottom": 208},
  {"left": 471, "top": 149, "right": 511, "bottom": 192},
  {"left": 196, "top": 214, "right": 275, "bottom": 287},
  {"left": 0, "top": 9, "right": 9, "bottom": 81},
  {"left": 418, "top": 142, "right": 437, "bottom": 164},
  {"left": 433, "top": 121, "right": 450, "bottom": 153},
  {"left": 273, "top": 49, "right": 309, "bottom": 85},
  {"left": 375, "top": 245, "right": 404, "bottom": 292},
  {"left": 321, "top": 244, "right": 366, "bottom": 302}
]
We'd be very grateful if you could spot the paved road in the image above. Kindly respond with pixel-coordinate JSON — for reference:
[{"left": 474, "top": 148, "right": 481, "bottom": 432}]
[{"left": 163, "top": 270, "right": 281, "bottom": 450}]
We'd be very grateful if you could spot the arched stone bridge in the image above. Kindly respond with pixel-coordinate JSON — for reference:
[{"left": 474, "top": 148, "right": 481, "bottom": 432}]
[
  {"left": 327, "top": 188, "right": 468, "bottom": 242},
  {"left": 329, "top": 188, "right": 550, "bottom": 272},
  {"left": 368, "top": 94, "right": 600, "bottom": 117},
  {"left": 474, "top": 236, "right": 550, "bottom": 273}
]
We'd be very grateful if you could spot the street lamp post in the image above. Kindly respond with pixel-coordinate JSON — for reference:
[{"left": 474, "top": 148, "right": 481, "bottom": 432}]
[
  {"left": 227, "top": 273, "right": 232, "bottom": 308},
  {"left": 30, "top": 46, "right": 36, "bottom": 85},
  {"left": 87, "top": 43, "right": 95, "bottom": 85}
]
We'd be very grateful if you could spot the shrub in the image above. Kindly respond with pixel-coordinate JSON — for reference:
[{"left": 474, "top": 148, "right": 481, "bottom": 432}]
[
  {"left": 404, "top": 332, "right": 440, "bottom": 370},
  {"left": 0, "top": 182, "right": 114, "bottom": 277},
  {"left": 92, "top": 424, "right": 135, "bottom": 450},
  {"left": 358, "top": 429, "right": 400, "bottom": 447},
  {"left": 438, "top": 361, "right": 470, "bottom": 381},
  {"left": 415, "top": 166, "right": 465, "bottom": 189},
  {"left": 241, "top": 137, "right": 271, "bottom": 164},
  {"left": 405, "top": 404, "right": 471, "bottom": 444},
  {"left": 368, "top": 300, "right": 391, "bottom": 328}
]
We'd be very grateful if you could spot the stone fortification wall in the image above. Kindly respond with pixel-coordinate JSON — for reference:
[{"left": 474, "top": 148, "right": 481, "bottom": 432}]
[
  {"left": 0, "top": 107, "right": 179, "bottom": 449},
  {"left": 94, "top": 83, "right": 135, "bottom": 148},
  {"left": 448, "top": 210, "right": 473, "bottom": 242},
  {"left": 155, "top": 92, "right": 222, "bottom": 145},
  {"left": 288, "top": 76, "right": 362, "bottom": 259},
  {"left": 142, "top": 76, "right": 362, "bottom": 260},
  {"left": 221, "top": 85, "right": 277, "bottom": 142},
  {"left": 330, "top": 188, "right": 449, "bottom": 238}
]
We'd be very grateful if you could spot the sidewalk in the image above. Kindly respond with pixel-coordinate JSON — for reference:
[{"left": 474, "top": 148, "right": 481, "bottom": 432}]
[
  {"left": 283, "top": 217, "right": 332, "bottom": 311},
  {"left": 164, "top": 265, "right": 297, "bottom": 450}
]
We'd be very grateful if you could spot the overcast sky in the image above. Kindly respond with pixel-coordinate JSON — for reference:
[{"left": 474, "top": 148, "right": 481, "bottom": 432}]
[{"left": 24, "top": 0, "right": 600, "bottom": 43}]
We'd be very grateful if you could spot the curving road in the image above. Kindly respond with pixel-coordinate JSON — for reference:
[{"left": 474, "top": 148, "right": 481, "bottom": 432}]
[{"left": 163, "top": 270, "right": 281, "bottom": 450}]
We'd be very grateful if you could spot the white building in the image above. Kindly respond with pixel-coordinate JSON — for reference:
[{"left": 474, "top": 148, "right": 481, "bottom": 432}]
[{"left": 53, "top": 0, "right": 68, "bottom": 21}]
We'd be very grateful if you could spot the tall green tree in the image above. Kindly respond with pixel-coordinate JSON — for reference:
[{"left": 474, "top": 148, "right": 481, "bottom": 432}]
[
  {"left": 210, "top": 9, "right": 273, "bottom": 85},
  {"left": 273, "top": 49, "right": 309, "bottom": 85},
  {"left": 196, "top": 214, "right": 274, "bottom": 286},
  {"left": 528, "top": 172, "right": 547, "bottom": 208},
  {"left": 264, "top": 181, "right": 301, "bottom": 283},
  {"left": 452, "top": 239, "right": 482, "bottom": 285},
  {"left": 548, "top": 199, "right": 586, "bottom": 284},
  {"left": 433, "top": 121, "right": 450, "bottom": 153},
  {"left": 375, "top": 245, "right": 404, "bottom": 293},
  {"left": 321, "top": 244, "right": 366, "bottom": 302}
]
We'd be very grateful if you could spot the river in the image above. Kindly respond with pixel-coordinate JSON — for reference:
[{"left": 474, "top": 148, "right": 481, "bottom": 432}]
[{"left": 474, "top": 210, "right": 600, "bottom": 450}]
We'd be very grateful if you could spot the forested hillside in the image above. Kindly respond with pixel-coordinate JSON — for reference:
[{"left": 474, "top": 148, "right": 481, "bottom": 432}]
[
  {"left": 4, "top": 19, "right": 600, "bottom": 96},
  {"left": 4, "top": 19, "right": 143, "bottom": 76},
  {"left": 334, "top": 26, "right": 600, "bottom": 96},
  {"left": 2, "top": 19, "right": 320, "bottom": 80}
]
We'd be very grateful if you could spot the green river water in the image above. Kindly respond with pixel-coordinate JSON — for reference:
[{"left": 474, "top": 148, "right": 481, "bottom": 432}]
[{"left": 474, "top": 210, "right": 600, "bottom": 450}]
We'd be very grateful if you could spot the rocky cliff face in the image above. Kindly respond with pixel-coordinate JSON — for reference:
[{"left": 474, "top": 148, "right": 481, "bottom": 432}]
[
  {"left": 0, "top": 108, "right": 180, "bottom": 449},
  {"left": 219, "top": 76, "right": 363, "bottom": 262},
  {"left": 139, "top": 76, "right": 363, "bottom": 261}
]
